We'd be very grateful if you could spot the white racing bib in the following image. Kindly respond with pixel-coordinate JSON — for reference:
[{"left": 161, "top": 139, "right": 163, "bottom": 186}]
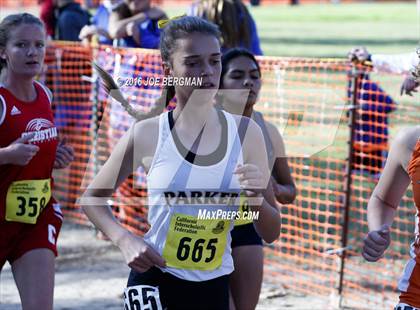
[{"left": 124, "top": 285, "right": 162, "bottom": 310}]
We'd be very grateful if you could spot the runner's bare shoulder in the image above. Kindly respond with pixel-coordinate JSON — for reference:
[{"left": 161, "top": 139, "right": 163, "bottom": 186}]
[
  {"left": 265, "top": 120, "right": 286, "bottom": 156},
  {"left": 231, "top": 113, "right": 268, "bottom": 163},
  {"left": 392, "top": 126, "right": 420, "bottom": 171},
  {"left": 133, "top": 116, "right": 160, "bottom": 169}
]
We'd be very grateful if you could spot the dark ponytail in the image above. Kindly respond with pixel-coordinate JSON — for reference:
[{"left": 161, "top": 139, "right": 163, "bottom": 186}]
[
  {"left": 93, "top": 62, "right": 173, "bottom": 121},
  {"left": 155, "top": 85, "right": 176, "bottom": 110},
  {"left": 193, "top": 0, "right": 252, "bottom": 51}
]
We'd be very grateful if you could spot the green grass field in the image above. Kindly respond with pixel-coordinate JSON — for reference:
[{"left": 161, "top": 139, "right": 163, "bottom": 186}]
[
  {"left": 2, "top": 2, "right": 417, "bottom": 58},
  {"left": 165, "top": 2, "right": 418, "bottom": 58}
]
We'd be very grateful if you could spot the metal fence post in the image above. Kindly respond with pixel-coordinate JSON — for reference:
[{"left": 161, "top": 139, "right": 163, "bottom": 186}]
[{"left": 338, "top": 63, "right": 362, "bottom": 307}]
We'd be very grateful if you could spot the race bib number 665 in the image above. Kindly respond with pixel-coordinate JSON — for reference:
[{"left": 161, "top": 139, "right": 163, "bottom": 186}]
[
  {"left": 124, "top": 285, "right": 162, "bottom": 310},
  {"left": 163, "top": 214, "right": 229, "bottom": 270}
]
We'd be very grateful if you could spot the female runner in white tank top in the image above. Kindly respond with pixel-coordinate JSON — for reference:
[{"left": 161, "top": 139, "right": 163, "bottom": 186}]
[{"left": 82, "top": 16, "right": 280, "bottom": 310}]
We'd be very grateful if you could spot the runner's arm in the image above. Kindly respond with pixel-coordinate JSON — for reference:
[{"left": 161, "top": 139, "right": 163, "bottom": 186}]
[
  {"left": 81, "top": 122, "right": 147, "bottom": 243},
  {"left": 108, "top": 3, "right": 148, "bottom": 39},
  {"left": 367, "top": 128, "right": 417, "bottom": 231},
  {"left": 371, "top": 52, "right": 419, "bottom": 75},
  {"left": 240, "top": 118, "right": 281, "bottom": 243},
  {"left": 266, "top": 121, "right": 296, "bottom": 204},
  {"left": 0, "top": 133, "right": 39, "bottom": 166}
]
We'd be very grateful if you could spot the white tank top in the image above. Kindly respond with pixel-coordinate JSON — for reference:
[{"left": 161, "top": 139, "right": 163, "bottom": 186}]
[{"left": 144, "top": 110, "right": 243, "bottom": 281}]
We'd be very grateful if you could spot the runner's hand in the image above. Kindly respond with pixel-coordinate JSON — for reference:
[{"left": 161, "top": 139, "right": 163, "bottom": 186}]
[
  {"left": 54, "top": 137, "right": 74, "bottom": 169},
  {"left": 234, "top": 164, "right": 265, "bottom": 197},
  {"left": 117, "top": 231, "right": 166, "bottom": 273},
  {"left": 79, "top": 25, "right": 98, "bottom": 41},
  {"left": 5, "top": 133, "right": 39, "bottom": 166},
  {"left": 400, "top": 76, "right": 419, "bottom": 96},
  {"left": 362, "top": 224, "right": 391, "bottom": 262}
]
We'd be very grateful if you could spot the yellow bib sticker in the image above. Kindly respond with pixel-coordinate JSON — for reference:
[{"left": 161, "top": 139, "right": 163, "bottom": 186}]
[
  {"left": 163, "top": 214, "right": 229, "bottom": 270},
  {"left": 234, "top": 194, "right": 253, "bottom": 226},
  {"left": 5, "top": 179, "right": 51, "bottom": 224}
]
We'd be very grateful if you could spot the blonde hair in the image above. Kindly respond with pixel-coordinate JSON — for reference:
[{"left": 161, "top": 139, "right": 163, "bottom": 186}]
[{"left": 0, "top": 13, "right": 44, "bottom": 72}]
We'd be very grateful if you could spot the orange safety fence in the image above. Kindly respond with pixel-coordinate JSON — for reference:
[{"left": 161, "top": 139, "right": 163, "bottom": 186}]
[{"left": 41, "top": 41, "right": 418, "bottom": 308}]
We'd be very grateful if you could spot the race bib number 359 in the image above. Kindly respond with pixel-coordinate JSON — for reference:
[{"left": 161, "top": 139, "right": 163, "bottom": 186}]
[
  {"left": 163, "top": 214, "right": 229, "bottom": 270},
  {"left": 5, "top": 179, "right": 51, "bottom": 224}
]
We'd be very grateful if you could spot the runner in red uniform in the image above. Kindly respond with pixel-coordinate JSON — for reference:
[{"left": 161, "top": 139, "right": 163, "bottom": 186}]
[
  {"left": 0, "top": 13, "right": 73, "bottom": 310},
  {"left": 362, "top": 126, "right": 420, "bottom": 309},
  {"left": 398, "top": 134, "right": 420, "bottom": 308}
]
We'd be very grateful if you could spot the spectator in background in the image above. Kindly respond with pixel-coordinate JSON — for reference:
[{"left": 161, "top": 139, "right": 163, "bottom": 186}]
[
  {"left": 108, "top": 0, "right": 167, "bottom": 49},
  {"left": 79, "top": 0, "right": 123, "bottom": 45},
  {"left": 189, "top": 0, "right": 263, "bottom": 55},
  {"left": 348, "top": 47, "right": 420, "bottom": 96},
  {"left": 347, "top": 47, "right": 419, "bottom": 178},
  {"left": 83, "top": 0, "right": 98, "bottom": 10},
  {"left": 348, "top": 73, "right": 397, "bottom": 178},
  {"left": 39, "top": 0, "right": 56, "bottom": 39},
  {"left": 54, "top": 0, "right": 90, "bottom": 41},
  {"left": 346, "top": 47, "right": 405, "bottom": 178}
]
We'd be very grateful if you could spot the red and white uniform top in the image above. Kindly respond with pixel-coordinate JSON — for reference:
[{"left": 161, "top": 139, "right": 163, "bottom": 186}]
[{"left": 0, "top": 81, "right": 58, "bottom": 221}]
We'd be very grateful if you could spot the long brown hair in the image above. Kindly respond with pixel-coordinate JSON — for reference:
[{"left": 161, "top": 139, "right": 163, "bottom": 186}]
[{"left": 194, "top": 0, "right": 252, "bottom": 51}]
